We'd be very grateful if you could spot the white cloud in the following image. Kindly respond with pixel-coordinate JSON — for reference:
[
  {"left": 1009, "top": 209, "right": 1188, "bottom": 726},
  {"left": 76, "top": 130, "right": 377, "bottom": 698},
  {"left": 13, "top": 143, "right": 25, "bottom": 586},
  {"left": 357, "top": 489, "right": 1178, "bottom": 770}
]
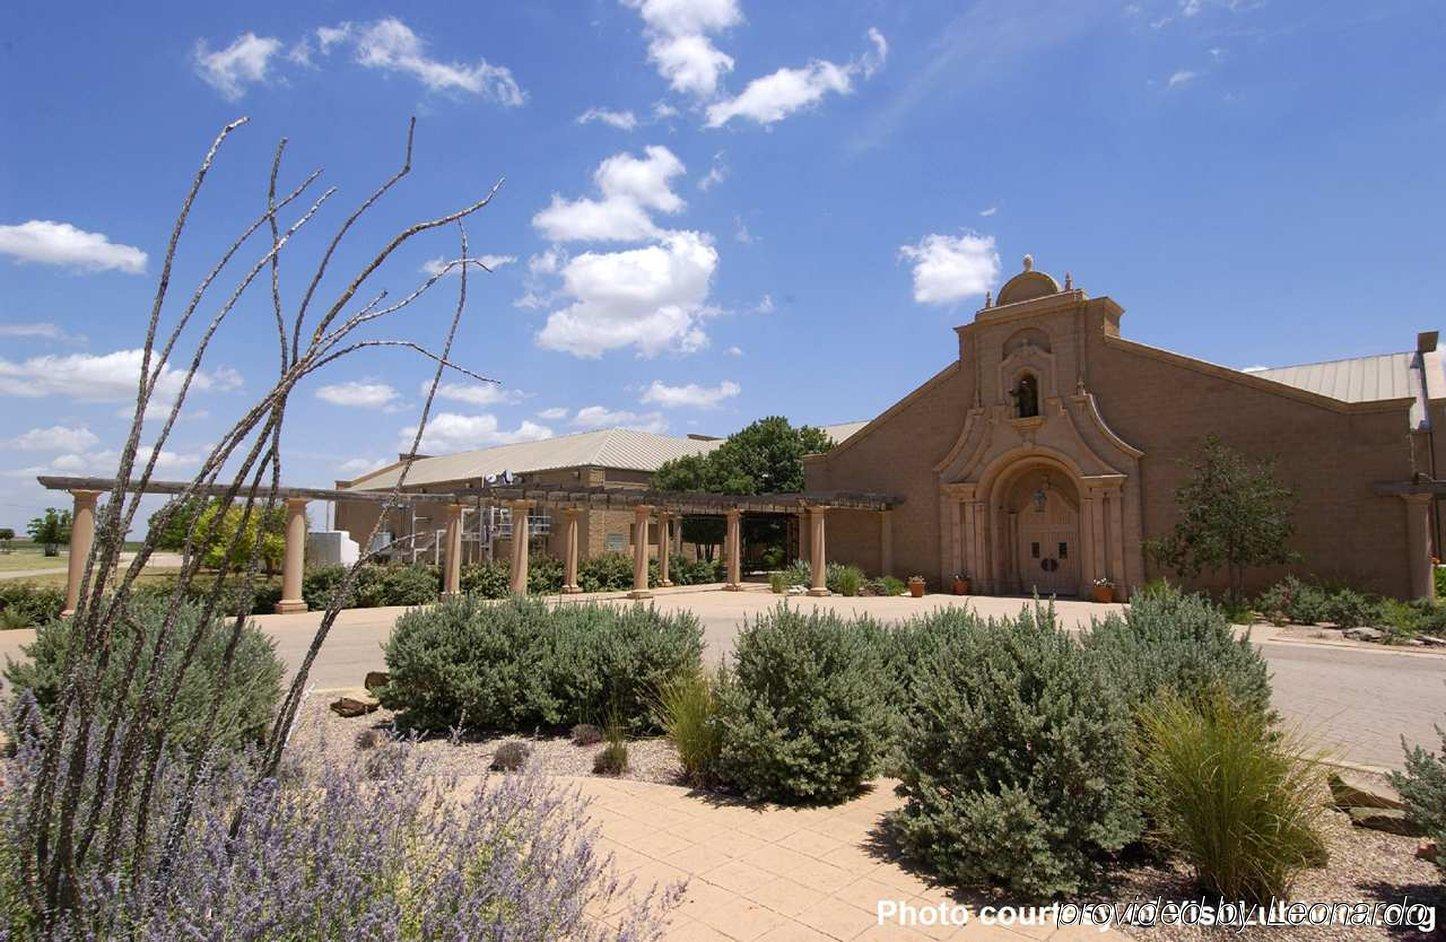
[
  {"left": 1167, "top": 69, "right": 1197, "bottom": 89},
  {"left": 337, "top": 456, "right": 390, "bottom": 477},
  {"left": 536, "top": 406, "right": 569, "bottom": 420},
  {"left": 732, "top": 215, "right": 754, "bottom": 244},
  {"left": 428, "top": 381, "right": 524, "bottom": 406},
  {"left": 25, "top": 444, "right": 202, "bottom": 479},
  {"left": 752, "top": 293, "right": 774, "bottom": 314},
  {"left": 979, "top": 206, "right": 998, "bottom": 217},
  {"left": 623, "top": 0, "right": 743, "bottom": 98},
  {"left": 724, "top": 345, "right": 743, "bottom": 356},
  {"left": 402, "top": 413, "right": 553, "bottom": 454},
  {"left": 315, "top": 381, "right": 400, "bottom": 409},
  {"left": 0, "top": 349, "right": 241, "bottom": 402},
  {"left": 0, "top": 221, "right": 147, "bottom": 274},
  {"left": 0, "top": 322, "right": 82, "bottom": 342},
  {"left": 421, "top": 253, "right": 516, "bottom": 276},
  {"left": 3, "top": 425, "right": 100, "bottom": 452},
  {"left": 532, "top": 145, "right": 686, "bottom": 243},
  {"left": 898, "top": 232, "right": 1000, "bottom": 305},
  {"left": 705, "top": 29, "right": 886, "bottom": 128},
  {"left": 578, "top": 107, "right": 639, "bottom": 130},
  {"left": 572, "top": 405, "right": 667, "bottom": 434},
  {"left": 192, "top": 32, "right": 283, "bottom": 100},
  {"left": 640, "top": 379, "right": 740, "bottom": 409},
  {"left": 536, "top": 230, "right": 719, "bottom": 358},
  {"left": 698, "top": 153, "right": 728, "bottom": 191},
  {"left": 317, "top": 18, "right": 525, "bottom": 105}
]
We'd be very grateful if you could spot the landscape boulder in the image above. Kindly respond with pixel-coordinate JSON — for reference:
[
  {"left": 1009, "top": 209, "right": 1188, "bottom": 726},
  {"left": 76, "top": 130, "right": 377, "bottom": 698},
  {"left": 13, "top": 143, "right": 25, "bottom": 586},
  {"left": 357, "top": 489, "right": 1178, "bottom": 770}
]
[
  {"left": 1343, "top": 626, "right": 1384, "bottom": 642},
  {"left": 1328, "top": 770, "right": 1405, "bottom": 811},
  {"left": 1347, "top": 806, "right": 1423, "bottom": 837},
  {"left": 330, "top": 687, "right": 381, "bottom": 718}
]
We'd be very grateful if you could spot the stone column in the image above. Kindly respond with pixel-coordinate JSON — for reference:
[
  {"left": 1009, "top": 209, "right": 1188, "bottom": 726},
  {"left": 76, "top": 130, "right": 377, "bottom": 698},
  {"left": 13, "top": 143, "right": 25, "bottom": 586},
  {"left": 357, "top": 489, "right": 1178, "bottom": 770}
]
[
  {"left": 62, "top": 489, "right": 101, "bottom": 617},
  {"left": 629, "top": 505, "right": 654, "bottom": 599},
  {"left": 796, "top": 511, "right": 811, "bottom": 564},
  {"left": 808, "top": 505, "right": 829, "bottom": 596},
  {"left": 879, "top": 509, "right": 893, "bottom": 577},
  {"left": 723, "top": 509, "right": 743, "bottom": 590},
  {"left": 561, "top": 508, "right": 581, "bottom": 593},
  {"left": 442, "top": 502, "right": 464, "bottom": 596},
  {"left": 509, "top": 500, "right": 534, "bottom": 595},
  {"left": 1405, "top": 493, "right": 1435, "bottom": 600},
  {"left": 1108, "top": 487, "right": 1127, "bottom": 596},
  {"left": 1079, "top": 488, "right": 1099, "bottom": 586},
  {"left": 275, "top": 498, "right": 309, "bottom": 614},
  {"left": 658, "top": 513, "right": 673, "bottom": 587}
]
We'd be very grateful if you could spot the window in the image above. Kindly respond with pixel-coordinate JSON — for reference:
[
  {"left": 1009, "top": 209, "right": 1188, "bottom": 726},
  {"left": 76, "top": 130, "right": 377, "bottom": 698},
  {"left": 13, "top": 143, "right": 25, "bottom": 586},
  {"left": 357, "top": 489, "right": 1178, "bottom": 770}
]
[
  {"left": 1058, "top": 542, "right": 1068, "bottom": 558},
  {"left": 1013, "top": 373, "right": 1040, "bottom": 418},
  {"left": 1031, "top": 541, "right": 1040, "bottom": 559}
]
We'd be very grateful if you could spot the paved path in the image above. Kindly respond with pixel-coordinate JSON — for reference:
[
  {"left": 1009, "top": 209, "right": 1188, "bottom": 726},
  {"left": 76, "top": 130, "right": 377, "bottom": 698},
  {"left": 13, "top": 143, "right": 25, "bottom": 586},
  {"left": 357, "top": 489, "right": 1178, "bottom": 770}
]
[{"left": 0, "top": 551, "right": 185, "bottom": 582}]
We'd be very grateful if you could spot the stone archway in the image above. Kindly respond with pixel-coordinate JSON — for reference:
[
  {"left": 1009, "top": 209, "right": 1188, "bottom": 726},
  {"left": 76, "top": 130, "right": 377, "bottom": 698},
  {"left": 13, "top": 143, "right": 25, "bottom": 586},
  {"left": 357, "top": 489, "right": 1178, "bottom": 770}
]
[{"left": 999, "top": 462, "right": 1081, "bottom": 596}]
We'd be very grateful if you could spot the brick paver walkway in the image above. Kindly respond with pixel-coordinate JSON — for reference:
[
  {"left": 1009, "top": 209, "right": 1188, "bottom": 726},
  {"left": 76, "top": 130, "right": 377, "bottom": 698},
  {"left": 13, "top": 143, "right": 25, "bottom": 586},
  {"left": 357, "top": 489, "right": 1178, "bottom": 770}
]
[{"left": 574, "top": 775, "right": 1111, "bottom": 941}]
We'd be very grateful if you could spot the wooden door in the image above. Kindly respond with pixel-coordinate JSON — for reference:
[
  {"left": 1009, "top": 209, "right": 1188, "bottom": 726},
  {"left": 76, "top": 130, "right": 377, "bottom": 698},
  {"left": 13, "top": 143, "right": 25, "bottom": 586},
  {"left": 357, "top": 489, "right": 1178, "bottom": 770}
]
[{"left": 1016, "top": 487, "right": 1080, "bottom": 596}]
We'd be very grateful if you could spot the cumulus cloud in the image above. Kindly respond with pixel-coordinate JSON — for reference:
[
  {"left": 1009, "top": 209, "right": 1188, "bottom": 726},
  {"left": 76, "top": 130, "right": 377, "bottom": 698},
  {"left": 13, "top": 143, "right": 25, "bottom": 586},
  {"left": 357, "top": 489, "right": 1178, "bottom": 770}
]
[
  {"left": 898, "top": 232, "right": 1000, "bottom": 305},
  {"left": 623, "top": 0, "right": 742, "bottom": 98},
  {"left": 421, "top": 253, "right": 516, "bottom": 276},
  {"left": 577, "top": 107, "right": 639, "bottom": 130},
  {"left": 0, "top": 349, "right": 241, "bottom": 402},
  {"left": 337, "top": 456, "right": 390, "bottom": 477},
  {"left": 0, "top": 221, "right": 147, "bottom": 274},
  {"left": 572, "top": 405, "right": 667, "bottom": 434},
  {"left": 724, "top": 345, "right": 743, "bottom": 356},
  {"left": 192, "top": 32, "right": 283, "bottom": 100},
  {"left": 640, "top": 379, "right": 740, "bottom": 409},
  {"left": 402, "top": 413, "right": 553, "bottom": 453},
  {"left": 3, "top": 425, "right": 100, "bottom": 452},
  {"left": 318, "top": 18, "right": 526, "bottom": 105},
  {"left": 705, "top": 28, "right": 886, "bottom": 127},
  {"left": 315, "top": 381, "right": 400, "bottom": 409},
  {"left": 532, "top": 146, "right": 686, "bottom": 243},
  {"left": 428, "top": 381, "right": 525, "bottom": 406},
  {"left": 536, "top": 230, "right": 719, "bottom": 358},
  {"left": 536, "top": 406, "right": 569, "bottom": 420},
  {"left": 1166, "top": 69, "right": 1198, "bottom": 89},
  {"left": 0, "top": 322, "right": 83, "bottom": 342}
]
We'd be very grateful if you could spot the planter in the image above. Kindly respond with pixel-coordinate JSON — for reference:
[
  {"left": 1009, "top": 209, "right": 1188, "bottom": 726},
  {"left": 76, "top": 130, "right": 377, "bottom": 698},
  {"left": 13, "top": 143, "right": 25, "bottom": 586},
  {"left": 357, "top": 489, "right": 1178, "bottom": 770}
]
[
  {"left": 952, "top": 578, "right": 970, "bottom": 596},
  {"left": 908, "top": 577, "right": 926, "bottom": 598},
  {"left": 1091, "top": 584, "right": 1115, "bottom": 604}
]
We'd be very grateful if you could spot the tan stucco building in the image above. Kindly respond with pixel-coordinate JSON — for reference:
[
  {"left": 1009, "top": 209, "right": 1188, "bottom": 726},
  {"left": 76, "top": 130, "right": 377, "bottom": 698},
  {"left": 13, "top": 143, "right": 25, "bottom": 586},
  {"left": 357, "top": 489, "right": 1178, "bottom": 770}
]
[{"left": 806, "top": 258, "right": 1442, "bottom": 600}]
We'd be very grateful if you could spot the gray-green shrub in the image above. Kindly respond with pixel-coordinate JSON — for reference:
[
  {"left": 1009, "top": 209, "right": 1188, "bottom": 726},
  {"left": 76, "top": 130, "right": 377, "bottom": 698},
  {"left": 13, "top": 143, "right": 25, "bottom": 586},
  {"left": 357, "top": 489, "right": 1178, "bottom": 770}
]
[
  {"left": 718, "top": 606, "right": 891, "bottom": 804},
  {"left": 460, "top": 560, "right": 510, "bottom": 598},
  {"left": 891, "top": 605, "right": 1140, "bottom": 897},
  {"left": 656, "top": 667, "right": 726, "bottom": 786},
  {"left": 1392, "top": 724, "right": 1446, "bottom": 882},
  {"left": 382, "top": 596, "right": 702, "bottom": 735},
  {"left": 0, "top": 583, "right": 65, "bottom": 629},
  {"left": 5, "top": 598, "right": 282, "bottom": 754}
]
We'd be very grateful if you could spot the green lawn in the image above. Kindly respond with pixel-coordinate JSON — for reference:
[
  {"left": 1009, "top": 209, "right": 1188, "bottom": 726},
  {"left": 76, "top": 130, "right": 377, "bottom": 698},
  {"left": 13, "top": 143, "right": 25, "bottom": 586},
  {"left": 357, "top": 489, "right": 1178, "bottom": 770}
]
[{"left": 0, "top": 543, "right": 68, "bottom": 573}]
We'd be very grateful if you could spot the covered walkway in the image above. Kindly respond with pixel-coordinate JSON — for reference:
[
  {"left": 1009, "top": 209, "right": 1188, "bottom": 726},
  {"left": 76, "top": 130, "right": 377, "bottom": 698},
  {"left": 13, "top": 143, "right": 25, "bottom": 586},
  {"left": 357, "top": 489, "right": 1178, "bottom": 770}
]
[{"left": 36, "top": 475, "right": 903, "bottom": 615}]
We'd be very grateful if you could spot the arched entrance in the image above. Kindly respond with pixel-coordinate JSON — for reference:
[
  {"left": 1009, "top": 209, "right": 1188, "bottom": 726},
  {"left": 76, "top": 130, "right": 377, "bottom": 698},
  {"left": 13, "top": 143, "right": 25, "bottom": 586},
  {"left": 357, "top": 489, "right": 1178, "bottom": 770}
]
[{"left": 1003, "top": 466, "right": 1080, "bottom": 596}]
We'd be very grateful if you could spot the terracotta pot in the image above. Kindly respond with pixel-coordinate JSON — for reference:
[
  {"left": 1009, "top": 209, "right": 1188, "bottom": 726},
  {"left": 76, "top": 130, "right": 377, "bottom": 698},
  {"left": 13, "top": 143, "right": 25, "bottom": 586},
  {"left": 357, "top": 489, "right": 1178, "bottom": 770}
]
[
  {"left": 908, "top": 578, "right": 926, "bottom": 598},
  {"left": 1091, "top": 584, "right": 1115, "bottom": 604},
  {"left": 952, "top": 578, "right": 970, "bottom": 596}
]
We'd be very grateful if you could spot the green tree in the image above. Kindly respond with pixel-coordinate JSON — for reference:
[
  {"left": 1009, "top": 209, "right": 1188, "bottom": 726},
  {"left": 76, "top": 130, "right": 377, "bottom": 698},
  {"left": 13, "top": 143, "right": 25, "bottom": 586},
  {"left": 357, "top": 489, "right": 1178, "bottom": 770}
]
[
  {"left": 146, "top": 497, "right": 289, "bottom": 573},
  {"left": 0, "top": 527, "right": 14, "bottom": 553},
  {"left": 26, "top": 508, "right": 72, "bottom": 557},
  {"left": 1146, "top": 435, "right": 1297, "bottom": 600},
  {"left": 146, "top": 496, "right": 209, "bottom": 551}
]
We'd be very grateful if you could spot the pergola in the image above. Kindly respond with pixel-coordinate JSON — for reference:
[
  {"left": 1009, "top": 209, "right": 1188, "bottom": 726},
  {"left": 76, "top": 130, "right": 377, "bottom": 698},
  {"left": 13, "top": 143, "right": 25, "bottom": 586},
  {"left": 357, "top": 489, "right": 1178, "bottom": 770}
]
[{"left": 37, "top": 475, "right": 904, "bottom": 614}]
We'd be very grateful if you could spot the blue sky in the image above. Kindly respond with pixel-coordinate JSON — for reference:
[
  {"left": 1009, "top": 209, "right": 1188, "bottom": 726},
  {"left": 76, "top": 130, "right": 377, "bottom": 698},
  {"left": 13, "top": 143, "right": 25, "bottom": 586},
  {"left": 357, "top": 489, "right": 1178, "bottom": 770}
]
[{"left": 1, "top": 0, "right": 1443, "bottom": 528}]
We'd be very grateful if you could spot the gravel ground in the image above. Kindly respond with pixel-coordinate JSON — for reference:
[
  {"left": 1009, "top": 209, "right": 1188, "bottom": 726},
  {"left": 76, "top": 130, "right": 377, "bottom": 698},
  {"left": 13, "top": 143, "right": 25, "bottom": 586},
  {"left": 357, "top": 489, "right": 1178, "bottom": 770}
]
[{"left": 291, "top": 696, "right": 685, "bottom": 784}]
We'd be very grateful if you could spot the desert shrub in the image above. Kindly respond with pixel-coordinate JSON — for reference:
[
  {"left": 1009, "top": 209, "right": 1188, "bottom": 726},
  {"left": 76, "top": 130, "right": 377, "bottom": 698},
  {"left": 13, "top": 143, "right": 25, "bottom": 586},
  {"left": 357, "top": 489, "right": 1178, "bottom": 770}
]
[
  {"left": 1084, "top": 585, "right": 1272, "bottom": 721},
  {"left": 782, "top": 559, "right": 811, "bottom": 588},
  {"left": 891, "top": 605, "right": 1140, "bottom": 897},
  {"left": 1393, "top": 725, "right": 1446, "bottom": 882},
  {"left": 0, "top": 733, "right": 673, "bottom": 940},
  {"left": 379, "top": 563, "right": 440, "bottom": 606},
  {"left": 1136, "top": 690, "right": 1325, "bottom": 901},
  {"left": 1320, "top": 587, "right": 1378, "bottom": 629},
  {"left": 768, "top": 572, "right": 787, "bottom": 594},
  {"left": 1257, "top": 575, "right": 1330, "bottom": 625},
  {"left": 1437, "top": 566, "right": 1446, "bottom": 600},
  {"left": 594, "top": 741, "right": 628, "bottom": 776},
  {"left": 828, "top": 563, "right": 865, "bottom": 597},
  {"left": 460, "top": 560, "right": 511, "bottom": 598},
  {"left": 527, "top": 554, "right": 565, "bottom": 595},
  {"left": 577, "top": 552, "right": 635, "bottom": 593},
  {"left": 670, "top": 555, "right": 722, "bottom": 586},
  {"left": 5, "top": 598, "right": 281, "bottom": 755},
  {"left": 656, "top": 667, "right": 725, "bottom": 786},
  {"left": 571, "top": 723, "right": 603, "bottom": 746},
  {"left": 382, "top": 596, "right": 703, "bottom": 734},
  {"left": 491, "top": 741, "right": 531, "bottom": 771},
  {"left": 129, "top": 573, "right": 283, "bottom": 618},
  {"left": 302, "top": 563, "right": 439, "bottom": 609},
  {"left": 302, "top": 564, "right": 350, "bottom": 609},
  {"left": 0, "top": 583, "right": 65, "bottom": 628},
  {"left": 717, "top": 606, "right": 891, "bottom": 804},
  {"left": 1377, "top": 598, "right": 1441, "bottom": 642}
]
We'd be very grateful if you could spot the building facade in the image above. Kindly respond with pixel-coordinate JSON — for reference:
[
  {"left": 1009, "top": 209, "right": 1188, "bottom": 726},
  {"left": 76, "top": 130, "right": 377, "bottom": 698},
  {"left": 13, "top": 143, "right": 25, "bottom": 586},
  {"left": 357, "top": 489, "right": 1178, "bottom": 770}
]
[{"left": 806, "top": 258, "right": 1442, "bottom": 600}]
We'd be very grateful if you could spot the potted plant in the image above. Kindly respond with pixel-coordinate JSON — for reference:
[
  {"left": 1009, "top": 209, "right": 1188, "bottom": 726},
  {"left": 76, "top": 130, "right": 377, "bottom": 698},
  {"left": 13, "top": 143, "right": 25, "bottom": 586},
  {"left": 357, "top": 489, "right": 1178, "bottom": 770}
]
[
  {"left": 907, "top": 575, "right": 926, "bottom": 598},
  {"left": 1090, "top": 577, "right": 1115, "bottom": 604},
  {"left": 951, "top": 571, "right": 971, "bottom": 595}
]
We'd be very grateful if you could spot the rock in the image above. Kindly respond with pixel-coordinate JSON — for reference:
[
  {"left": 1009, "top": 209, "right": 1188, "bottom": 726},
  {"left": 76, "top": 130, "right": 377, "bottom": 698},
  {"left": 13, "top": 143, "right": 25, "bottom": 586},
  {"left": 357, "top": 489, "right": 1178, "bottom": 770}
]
[
  {"left": 329, "top": 687, "right": 380, "bottom": 718},
  {"left": 364, "top": 670, "right": 390, "bottom": 692},
  {"left": 1419, "top": 635, "right": 1446, "bottom": 647},
  {"left": 1343, "top": 626, "right": 1384, "bottom": 642},
  {"left": 1417, "top": 840, "right": 1439, "bottom": 862},
  {"left": 1347, "top": 806, "right": 1423, "bottom": 837},
  {"left": 1329, "top": 770, "right": 1405, "bottom": 811}
]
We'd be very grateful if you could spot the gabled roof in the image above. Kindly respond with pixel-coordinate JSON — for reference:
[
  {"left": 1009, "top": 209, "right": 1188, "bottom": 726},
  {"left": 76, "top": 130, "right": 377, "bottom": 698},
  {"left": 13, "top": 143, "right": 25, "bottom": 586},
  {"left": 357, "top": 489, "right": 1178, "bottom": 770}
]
[
  {"left": 1246, "top": 352, "right": 1415, "bottom": 403},
  {"left": 346, "top": 427, "right": 723, "bottom": 491},
  {"left": 820, "top": 421, "right": 868, "bottom": 444}
]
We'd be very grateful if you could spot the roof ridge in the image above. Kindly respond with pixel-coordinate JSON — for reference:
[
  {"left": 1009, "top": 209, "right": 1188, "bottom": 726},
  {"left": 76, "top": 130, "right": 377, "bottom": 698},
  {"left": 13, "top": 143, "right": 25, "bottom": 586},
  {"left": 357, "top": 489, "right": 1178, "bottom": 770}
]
[{"left": 1252, "top": 350, "right": 1410, "bottom": 372}]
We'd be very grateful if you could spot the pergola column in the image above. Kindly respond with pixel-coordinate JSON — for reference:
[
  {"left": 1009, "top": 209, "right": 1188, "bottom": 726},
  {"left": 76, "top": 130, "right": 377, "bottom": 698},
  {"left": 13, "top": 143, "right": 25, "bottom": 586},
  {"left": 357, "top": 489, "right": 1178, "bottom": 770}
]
[
  {"left": 808, "top": 505, "right": 829, "bottom": 596},
  {"left": 658, "top": 513, "right": 673, "bottom": 587},
  {"left": 442, "top": 502, "right": 464, "bottom": 596},
  {"left": 723, "top": 509, "right": 743, "bottom": 590},
  {"left": 561, "top": 508, "right": 582, "bottom": 593},
  {"left": 629, "top": 505, "right": 654, "bottom": 600},
  {"left": 509, "top": 500, "right": 534, "bottom": 595},
  {"left": 796, "top": 511, "right": 811, "bottom": 564},
  {"left": 1404, "top": 493, "right": 1436, "bottom": 600},
  {"left": 275, "top": 498, "right": 309, "bottom": 614},
  {"left": 62, "top": 489, "right": 101, "bottom": 617},
  {"left": 879, "top": 509, "right": 893, "bottom": 577}
]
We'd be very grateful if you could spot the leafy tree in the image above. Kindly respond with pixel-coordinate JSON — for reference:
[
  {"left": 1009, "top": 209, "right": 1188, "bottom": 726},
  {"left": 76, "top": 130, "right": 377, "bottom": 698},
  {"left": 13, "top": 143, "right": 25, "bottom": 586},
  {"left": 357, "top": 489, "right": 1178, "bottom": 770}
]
[
  {"left": 26, "top": 509, "right": 72, "bottom": 557},
  {"left": 147, "top": 497, "right": 288, "bottom": 573},
  {"left": 1146, "top": 435, "right": 1297, "bottom": 600},
  {"left": 146, "top": 496, "right": 209, "bottom": 551},
  {"left": 0, "top": 527, "right": 14, "bottom": 553}
]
